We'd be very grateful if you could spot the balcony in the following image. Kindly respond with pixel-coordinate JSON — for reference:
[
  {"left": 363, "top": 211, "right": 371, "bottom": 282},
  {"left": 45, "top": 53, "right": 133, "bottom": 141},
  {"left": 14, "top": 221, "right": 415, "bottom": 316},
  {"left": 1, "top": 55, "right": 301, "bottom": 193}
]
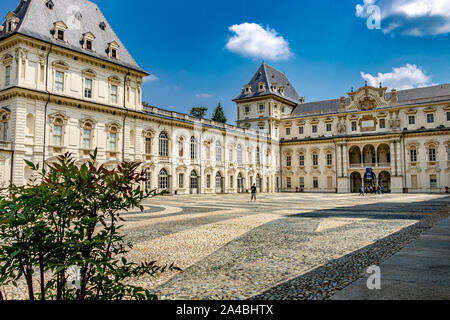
[
  {"left": 0, "top": 141, "right": 12, "bottom": 151},
  {"left": 349, "top": 162, "right": 391, "bottom": 169}
]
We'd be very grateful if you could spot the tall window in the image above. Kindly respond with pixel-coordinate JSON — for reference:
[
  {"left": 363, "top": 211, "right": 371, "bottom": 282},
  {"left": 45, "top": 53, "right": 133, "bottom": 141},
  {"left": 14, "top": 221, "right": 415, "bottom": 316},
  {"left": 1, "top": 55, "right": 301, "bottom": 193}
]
[
  {"left": 299, "top": 177, "right": 305, "bottom": 188},
  {"left": 286, "top": 177, "right": 292, "bottom": 188},
  {"left": 190, "top": 171, "right": 198, "bottom": 189},
  {"left": 84, "top": 79, "right": 92, "bottom": 98},
  {"left": 178, "top": 173, "right": 184, "bottom": 189},
  {"left": 299, "top": 126, "right": 304, "bottom": 134},
  {"left": 326, "top": 123, "right": 332, "bottom": 132},
  {"left": 327, "top": 153, "right": 333, "bottom": 166},
  {"left": 427, "top": 113, "right": 434, "bottom": 123},
  {"left": 299, "top": 155, "right": 305, "bottom": 166},
  {"left": 256, "top": 147, "right": 261, "bottom": 165},
  {"left": 1, "top": 116, "right": 8, "bottom": 141},
  {"left": 190, "top": 136, "right": 198, "bottom": 160},
  {"left": 379, "top": 119, "right": 386, "bottom": 129},
  {"left": 82, "top": 127, "right": 92, "bottom": 149},
  {"left": 429, "top": 148, "right": 436, "bottom": 162},
  {"left": 159, "top": 132, "right": 169, "bottom": 157},
  {"left": 447, "top": 112, "right": 450, "bottom": 121},
  {"left": 53, "top": 121, "right": 62, "bottom": 146},
  {"left": 286, "top": 127, "right": 291, "bottom": 136},
  {"left": 430, "top": 175, "right": 437, "bottom": 188},
  {"left": 215, "top": 172, "right": 222, "bottom": 190},
  {"left": 313, "top": 177, "right": 319, "bottom": 189},
  {"left": 237, "top": 144, "right": 243, "bottom": 164},
  {"left": 178, "top": 138, "right": 184, "bottom": 157},
  {"left": 351, "top": 121, "right": 357, "bottom": 131},
  {"left": 409, "top": 116, "right": 415, "bottom": 125},
  {"left": 286, "top": 155, "right": 292, "bottom": 167},
  {"left": 145, "top": 137, "right": 152, "bottom": 154},
  {"left": 216, "top": 141, "right": 222, "bottom": 162},
  {"left": 109, "top": 131, "right": 117, "bottom": 152},
  {"left": 145, "top": 172, "right": 152, "bottom": 193},
  {"left": 448, "top": 147, "right": 450, "bottom": 161},
  {"left": 312, "top": 154, "right": 318, "bottom": 166},
  {"left": 410, "top": 149, "right": 417, "bottom": 162},
  {"left": 5, "top": 66, "right": 11, "bottom": 86},
  {"left": 110, "top": 85, "right": 118, "bottom": 104},
  {"left": 55, "top": 71, "right": 64, "bottom": 92},
  {"left": 158, "top": 169, "right": 168, "bottom": 190},
  {"left": 312, "top": 125, "right": 317, "bottom": 133}
]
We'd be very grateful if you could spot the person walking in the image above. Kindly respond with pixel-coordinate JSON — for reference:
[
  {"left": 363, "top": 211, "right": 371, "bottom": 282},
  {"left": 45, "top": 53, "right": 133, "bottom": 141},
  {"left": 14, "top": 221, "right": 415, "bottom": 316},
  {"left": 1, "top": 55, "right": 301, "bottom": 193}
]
[
  {"left": 359, "top": 185, "right": 365, "bottom": 196},
  {"left": 251, "top": 184, "right": 257, "bottom": 201}
]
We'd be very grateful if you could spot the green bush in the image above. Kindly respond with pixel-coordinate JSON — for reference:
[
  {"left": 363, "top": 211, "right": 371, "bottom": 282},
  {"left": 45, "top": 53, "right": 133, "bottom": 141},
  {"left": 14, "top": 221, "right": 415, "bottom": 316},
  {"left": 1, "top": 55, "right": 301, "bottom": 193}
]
[{"left": 0, "top": 151, "right": 179, "bottom": 300}]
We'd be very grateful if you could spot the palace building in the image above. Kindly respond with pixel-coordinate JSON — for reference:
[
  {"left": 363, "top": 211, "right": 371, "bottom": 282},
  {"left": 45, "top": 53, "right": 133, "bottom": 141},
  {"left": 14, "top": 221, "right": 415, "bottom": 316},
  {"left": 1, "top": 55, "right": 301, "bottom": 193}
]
[{"left": 0, "top": 0, "right": 449, "bottom": 194}]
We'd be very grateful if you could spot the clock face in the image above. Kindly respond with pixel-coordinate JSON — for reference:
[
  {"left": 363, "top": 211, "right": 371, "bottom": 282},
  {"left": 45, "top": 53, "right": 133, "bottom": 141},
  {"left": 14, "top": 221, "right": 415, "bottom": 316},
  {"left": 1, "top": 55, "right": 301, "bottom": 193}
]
[{"left": 65, "top": 5, "right": 82, "bottom": 30}]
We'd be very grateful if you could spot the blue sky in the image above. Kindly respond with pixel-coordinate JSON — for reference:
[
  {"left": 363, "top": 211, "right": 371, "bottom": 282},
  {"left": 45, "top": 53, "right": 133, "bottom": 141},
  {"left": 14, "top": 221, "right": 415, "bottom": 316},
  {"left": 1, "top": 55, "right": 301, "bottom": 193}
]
[{"left": 2, "top": 0, "right": 450, "bottom": 124}]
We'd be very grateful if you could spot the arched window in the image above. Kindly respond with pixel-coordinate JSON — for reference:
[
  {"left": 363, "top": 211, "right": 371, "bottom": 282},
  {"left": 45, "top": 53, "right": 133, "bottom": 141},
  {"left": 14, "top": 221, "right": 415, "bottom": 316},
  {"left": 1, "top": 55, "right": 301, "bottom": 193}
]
[
  {"left": 158, "top": 169, "right": 168, "bottom": 190},
  {"left": 0, "top": 113, "right": 9, "bottom": 141},
  {"left": 216, "top": 141, "right": 222, "bottom": 162},
  {"left": 82, "top": 122, "right": 92, "bottom": 150},
  {"left": 190, "top": 170, "right": 198, "bottom": 189},
  {"left": 145, "top": 137, "right": 152, "bottom": 154},
  {"left": 178, "top": 137, "right": 184, "bottom": 157},
  {"left": 216, "top": 172, "right": 222, "bottom": 190},
  {"left": 237, "top": 144, "right": 243, "bottom": 164},
  {"left": 145, "top": 171, "right": 152, "bottom": 192},
  {"left": 108, "top": 127, "right": 118, "bottom": 151},
  {"left": 190, "top": 136, "right": 198, "bottom": 160},
  {"left": 53, "top": 118, "right": 63, "bottom": 146},
  {"left": 159, "top": 132, "right": 169, "bottom": 157}
]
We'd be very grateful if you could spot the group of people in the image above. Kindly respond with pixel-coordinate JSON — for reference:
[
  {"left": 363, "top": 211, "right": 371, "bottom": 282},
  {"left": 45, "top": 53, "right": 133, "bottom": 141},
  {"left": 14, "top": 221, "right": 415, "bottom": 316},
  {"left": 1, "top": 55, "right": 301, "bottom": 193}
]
[{"left": 359, "top": 185, "right": 385, "bottom": 196}]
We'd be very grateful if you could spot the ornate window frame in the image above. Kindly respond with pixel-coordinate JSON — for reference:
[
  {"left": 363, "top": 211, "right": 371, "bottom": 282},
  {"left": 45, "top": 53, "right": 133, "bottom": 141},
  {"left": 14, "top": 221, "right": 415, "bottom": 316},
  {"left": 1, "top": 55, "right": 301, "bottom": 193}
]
[
  {"left": 53, "top": 21, "right": 68, "bottom": 42},
  {"left": 105, "top": 121, "right": 121, "bottom": 157},
  {"left": 48, "top": 112, "right": 68, "bottom": 153},
  {"left": 107, "top": 41, "right": 120, "bottom": 59},
  {"left": 79, "top": 117, "right": 97, "bottom": 153},
  {"left": 82, "top": 32, "right": 96, "bottom": 51}
]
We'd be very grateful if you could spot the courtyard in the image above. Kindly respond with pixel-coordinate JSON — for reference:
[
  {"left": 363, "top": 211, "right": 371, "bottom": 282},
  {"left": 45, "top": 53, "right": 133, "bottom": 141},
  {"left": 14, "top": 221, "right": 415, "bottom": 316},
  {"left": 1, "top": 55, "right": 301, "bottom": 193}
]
[{"left": 121, "top": 193, "right": 450, "bottom": 300}]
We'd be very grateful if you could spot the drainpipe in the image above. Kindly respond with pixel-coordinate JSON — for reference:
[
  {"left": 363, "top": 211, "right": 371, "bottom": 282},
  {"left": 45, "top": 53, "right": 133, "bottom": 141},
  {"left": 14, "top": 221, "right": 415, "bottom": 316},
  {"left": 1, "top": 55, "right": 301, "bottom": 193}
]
[
  {"left": 279, "top": 142, "right": 283, "bottom": 192},
  {"left": 402, "top": 132, "right": 407, "bottom": 193},
  {"left": 42, "top": 44, "right": 53, "bottom": 166},
  {"left": 122, "top": 69, "right": 130, "bottom": 162}
]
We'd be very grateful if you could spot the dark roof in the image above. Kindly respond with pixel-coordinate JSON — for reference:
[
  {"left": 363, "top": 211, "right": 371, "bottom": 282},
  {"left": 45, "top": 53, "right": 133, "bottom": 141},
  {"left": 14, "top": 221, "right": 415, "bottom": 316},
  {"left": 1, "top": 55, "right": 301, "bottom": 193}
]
[
  {"left": 292, "top": 83, "right": 450, "bottom": 116},
  {"left": 0, "top": 0, "right": 147, "bottom": 74},
  {"left": 234, "top": 62, "right": 301, "bottom": 104}
]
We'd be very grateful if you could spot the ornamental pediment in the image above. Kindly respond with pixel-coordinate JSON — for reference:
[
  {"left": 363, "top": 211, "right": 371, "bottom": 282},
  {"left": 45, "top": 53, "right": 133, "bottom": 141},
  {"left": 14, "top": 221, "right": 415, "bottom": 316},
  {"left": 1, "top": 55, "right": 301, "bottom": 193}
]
[{"left": 347, "top": 86, "right": 389, "bottom": 111}]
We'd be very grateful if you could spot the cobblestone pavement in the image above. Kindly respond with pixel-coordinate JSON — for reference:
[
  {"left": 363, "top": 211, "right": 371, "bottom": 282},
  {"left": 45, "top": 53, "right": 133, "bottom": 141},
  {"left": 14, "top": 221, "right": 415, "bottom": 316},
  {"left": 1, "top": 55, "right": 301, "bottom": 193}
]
[{"left": 3, "top": 193, "right": 450, "bottom": 300}]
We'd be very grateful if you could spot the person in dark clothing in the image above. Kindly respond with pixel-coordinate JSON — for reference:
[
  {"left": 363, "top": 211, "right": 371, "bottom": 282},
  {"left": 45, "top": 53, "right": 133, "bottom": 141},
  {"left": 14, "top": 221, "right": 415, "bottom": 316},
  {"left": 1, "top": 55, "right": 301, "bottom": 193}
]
[{"left": 251, "top": 184, "right": 257, "bottom": 201}]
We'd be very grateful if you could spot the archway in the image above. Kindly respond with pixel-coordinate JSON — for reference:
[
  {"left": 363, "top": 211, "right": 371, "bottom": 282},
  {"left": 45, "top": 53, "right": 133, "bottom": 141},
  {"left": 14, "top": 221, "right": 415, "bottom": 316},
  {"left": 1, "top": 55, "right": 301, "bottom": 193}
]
[
  {"left": 350, "top": 172, "right": 362, "bottom": 193},
  {"left": 256, "top": 174, "right": 262, "bottom": 192},
  {"left": 377, "top": 144, "right": 391, "bottom": 167},
  {"left": 349, "top": 146, "right": 361, "bottom": 167},
  {"left": 158, "top": 169, "right": 169, "bottom": 192},
  {"left": 190, "top": 170, "right": 199, "bottom": 194},
  {"left": 237, "top": 173, "right": 244, "bottom": 193},
  {"left": 378, "top": 171, "right": 391, "bottom": 193},
  {"left": 362, "top": 145, "right": 376, "bottom": 166}
]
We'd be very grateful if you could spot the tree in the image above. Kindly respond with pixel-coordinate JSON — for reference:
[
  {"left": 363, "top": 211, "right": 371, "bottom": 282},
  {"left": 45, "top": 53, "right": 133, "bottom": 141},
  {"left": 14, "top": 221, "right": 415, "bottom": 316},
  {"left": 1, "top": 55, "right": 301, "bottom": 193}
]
[
  {"left": 190, "top": 106, "right": 208, "bottom": 119},
  {"left": 0, "top": 151, "right": 180, "bottom": 300},
  {"left": 211, "top": 103, "right": 227, "bottom": 124}
]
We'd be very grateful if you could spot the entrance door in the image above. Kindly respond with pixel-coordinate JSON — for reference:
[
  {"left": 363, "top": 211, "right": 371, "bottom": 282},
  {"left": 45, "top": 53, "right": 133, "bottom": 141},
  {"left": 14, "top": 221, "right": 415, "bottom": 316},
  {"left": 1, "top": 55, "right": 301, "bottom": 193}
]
[
  {"left": 237, "top": 174, "right": 243, "bottom": 193},
  {"left": 190, "top": 170, "right": 198, "bottom": 194},
  {"left": 215, "top": 172, "right": 223, "bottom": 194}
]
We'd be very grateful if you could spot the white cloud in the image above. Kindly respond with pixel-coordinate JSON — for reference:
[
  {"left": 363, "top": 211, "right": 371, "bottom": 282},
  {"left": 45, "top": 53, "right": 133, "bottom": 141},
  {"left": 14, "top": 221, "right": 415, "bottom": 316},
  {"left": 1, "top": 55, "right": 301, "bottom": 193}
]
[
  {"left": 356, "top": 0, "right": 450, "bottom": 36},
  {"left": 196, "top": 93, "right": 213, "bottom": 98},
  {"left": 360, "top": 64, "right": 432, "bottom": 90},
  {"left": 226, "top": 23, "right": 293, "bottom": 61},
  {"left": 143, "top": 74, "right": 159, "bottom": 83}
]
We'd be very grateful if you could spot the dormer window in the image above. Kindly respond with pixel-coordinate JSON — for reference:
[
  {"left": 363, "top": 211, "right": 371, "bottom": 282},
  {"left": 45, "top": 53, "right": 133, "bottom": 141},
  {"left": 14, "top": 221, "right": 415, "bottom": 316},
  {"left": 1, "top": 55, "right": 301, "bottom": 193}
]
[
  {"left": 280, "top": 86, "right": 285, "bottom": 96},
  {"left": 258, "top": 82, "right": 265, "bottom": 92},
  {"left": 46, "top": 0, "right": 54, "bottom": 9},
  {"left": 244, "top": 84, "right": 251, "bottom": 94},
  {"left": 108, "top": 41, "right": 120, "bottom": 59},
  {"left": 53, "top": 21, "right": 68, "bottom": 42},
  {"left": 272, "top": 82, "right": 277, "bottom": 91},
  {"left": 82, "top": 32, "right": 95, "bottom": 51},
  {"left": 5, "top": 12, "right": 19, "bottom": 33}
]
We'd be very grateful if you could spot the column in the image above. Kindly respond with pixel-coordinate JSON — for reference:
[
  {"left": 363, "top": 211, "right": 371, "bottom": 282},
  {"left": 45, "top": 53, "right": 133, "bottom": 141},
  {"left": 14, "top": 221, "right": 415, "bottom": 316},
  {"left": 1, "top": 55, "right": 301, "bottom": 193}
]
[
  {"left": 390, "top": 140, "right": 396, "bottom": 176},
  {"left": 396, "top": 140, "right": 402, "bottom": 177},
  {"left": 342, "top": 144, "right": 348, "bottom": 177},
  {"left": 337, "top": 144, "right": 343, "bottom": 177}
]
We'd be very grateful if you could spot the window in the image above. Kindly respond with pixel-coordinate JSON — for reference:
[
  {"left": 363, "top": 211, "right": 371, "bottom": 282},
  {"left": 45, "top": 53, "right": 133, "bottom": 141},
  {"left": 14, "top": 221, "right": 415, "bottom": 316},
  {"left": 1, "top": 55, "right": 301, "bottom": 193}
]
[
  {"left": 145, "top": 137, "right": 152, "bottom": 154},
  {"left": 313, "top": 177, "right": 319, "bottom": 189},
  {"left": 82, "top": 128, "right": 92, "bottom": 149},
  {"left": 1, "top": 115, "right": 8, "bottom": 141},
  {"left": 259, "top": 104, "right": 265, "bottom": 111},
  {"left": 158, "top": 169, "right": 168, "bottom": 190},
  {"left": 190, "top": 137, "right": 198, "bottom": 160},
  {"left": 216, "top": 141, "right": 222, "bottom": 162},
  {"left": 57, "top": 29, "right": 64, "bottom": 41},
  {"left": 286, "top": 127, "right": 291, "bottom": 136},
  {"left": 313, "top": 154, "right": 318, "bottom": 166},
  {"left": 410, "top": 149, "right": 417, "bottom": 162},
  {"left": 84, "top": 78, "right": 92, "bottom": 98},
  {"left": 430, "top": 175, "right": 437, "bottom": 188},
  {"left": 429, "top": 148, "right": 436, "bottom": 162},
  {"left": 256, "top": 147, "right": 261, "bottom": 165},
  {"left": 327, "top": 153, "right": 333, "bottom": 166},
  {"left": 178, "top": 173, "right": 184, "bottom": 189},
  {"left": 159, "top": 132, "right": 169, "bottom": 157},
  {"left": 190, "top": 171, "right": 198, "bottom": 190},
  {"left": 53, "top": 123, "right": 62, "bottom": 146},
  {"left": 259, "top": 125, "right": 265, "bottom": 131},
  {"left": 244, "top": 106, "right": 250, "bottom": 113},
  {"left": 409, "top": 115, "right": 415, "bottom": 125},
  {"left": 299, "top": 126, "right": 304, "bottom": 134},
  {"left": 286, "top": 177, "right": 292, "bottom": 188},
  {"left": 379, "top": 119, "right": 386, "bottom": 129},
  {"left": 427, "top": 113, "right": 434, "bottom": 123},
  {"left": 299, "top": 177, "right": 305, "bottom": 188},
  {"left": 111, "top": 49, "right": 117, "bottom": 59},
  {"left": 110, "top": 85, "right": 118, "bottom": 104},
  {"left": 5, "top": 66, "right": 11, "bottom": 86},
  {"left": 215, "top": 172, "right": 222, "bottom": 190},
  {"left": 109, "top": 132, "right": 117, "bottom": 152},
  {"left": 312, "top": 125, "right": 317, "bottom": 133},
  {"left": 86, "top": 40, "right": 93, "bottom": 51},
  {"left": 145, "top": 172, "right": 152, "bottom": 192},
  {"left": 286, "top": 155, "right": 292, "bottom": 167},
  {"left": 447, "top": 112, "right": 450, "bottom": 121},
  {"left": 55, "top": 71, "right": 64, "bottom": 92},
  {"left": 351, "top": 121, "right": 357, "bottom": 132},
  {"left": 230, "top": 176, "right": 234, "bottom": 188},
  {"left": 299, "top": 155, "right": 305, "bottom": 166},
  {"left": 237, "top": 145, "right": 243, "bottom": 164},
  {"left": 326, "top": 123, "right": 332, "bottom": 132},
  {"left": 206, "top": 175, "right": 211, "bottom": 188}
]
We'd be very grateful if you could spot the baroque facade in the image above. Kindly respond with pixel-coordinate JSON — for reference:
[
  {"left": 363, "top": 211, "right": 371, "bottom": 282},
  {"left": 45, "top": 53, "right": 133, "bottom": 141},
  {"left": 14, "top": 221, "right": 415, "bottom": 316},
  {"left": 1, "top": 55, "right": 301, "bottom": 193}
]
[{"left": 0, "top": 0, "right": 449, "bottom": 194}]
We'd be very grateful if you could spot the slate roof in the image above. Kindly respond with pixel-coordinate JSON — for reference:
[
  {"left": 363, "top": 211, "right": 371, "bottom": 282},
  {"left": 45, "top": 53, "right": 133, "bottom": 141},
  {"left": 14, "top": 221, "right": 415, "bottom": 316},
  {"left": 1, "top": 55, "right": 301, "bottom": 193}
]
[
  {"left": 0, "top": 0, "right": 147, "bottom": 74},
  {"left": 234, "top": 62, "right": 301, "bottom": 104}
]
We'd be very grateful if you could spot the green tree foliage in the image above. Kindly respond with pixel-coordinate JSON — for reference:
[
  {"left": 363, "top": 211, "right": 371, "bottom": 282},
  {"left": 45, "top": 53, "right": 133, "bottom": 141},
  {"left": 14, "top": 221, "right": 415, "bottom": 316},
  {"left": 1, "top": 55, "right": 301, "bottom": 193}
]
[
  {"left": 211, "top": 103, "right": 227, "bottom": 124},
  {"left": 0, "top": 151, "right": 180, "bottom": 300},
  {"left": 190, "top": 106, "right": 208, "bottom": 119}
]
